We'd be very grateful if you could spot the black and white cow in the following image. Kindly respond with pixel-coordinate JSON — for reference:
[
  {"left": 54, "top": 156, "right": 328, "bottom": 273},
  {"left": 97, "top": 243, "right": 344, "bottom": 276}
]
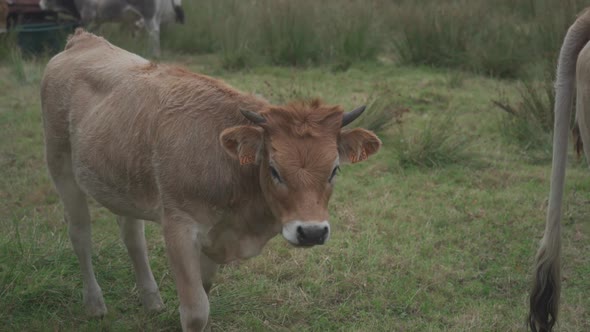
[{"left": 39, "top": 0, "right": 184, "bottom": 57}]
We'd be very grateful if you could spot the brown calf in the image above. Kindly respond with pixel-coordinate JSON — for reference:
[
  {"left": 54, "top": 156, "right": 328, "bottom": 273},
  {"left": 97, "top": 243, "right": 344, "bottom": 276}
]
[{"left": 40, "top": 29, "right": 381, "bottom": 331}]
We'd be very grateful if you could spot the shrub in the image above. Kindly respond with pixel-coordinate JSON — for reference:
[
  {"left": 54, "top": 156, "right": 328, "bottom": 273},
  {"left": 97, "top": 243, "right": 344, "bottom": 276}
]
[
  {"left": 390, "top": 0, "right": 586, "bottom": 79},
  {"left": 393, "top": 114, "right": 470, "bottom": 168},
  {"left": 32, "top": 0, "right": 586, "bottom": 78},
  {"left": 325, "top": 0, "right": 381, "bottom": 65},
  {"left": 9, "top": 48, "right": 27, "bottom": 84},
  {"left": 217, "top": 1, "right": 257, "bottom": 70},
  {"left": 392, "top": 1, "right": 480, "bottom": 69},
  {"left": 356, "top": 87, "right": 408, "bottom": 133},
  {"left": 494, "top": 64, "right": 556, "bottom": 153},
  {"left": 0, "top": 32, "right": 18, "bottom": 64},
  {"left": 467, "top": 15, "right": 530, "bottom": 79},
  {"left": 258, "top": 0, "right": 321, "bottom": 66}
]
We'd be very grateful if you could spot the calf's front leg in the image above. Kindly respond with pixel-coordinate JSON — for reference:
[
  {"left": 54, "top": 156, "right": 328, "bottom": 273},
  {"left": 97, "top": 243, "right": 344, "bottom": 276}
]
[
  {"left": 117, "top": 216, "right": 163, "bottom": 311},
  {"left": 163, "top": 213, "right": 210, "bottom": 332}
]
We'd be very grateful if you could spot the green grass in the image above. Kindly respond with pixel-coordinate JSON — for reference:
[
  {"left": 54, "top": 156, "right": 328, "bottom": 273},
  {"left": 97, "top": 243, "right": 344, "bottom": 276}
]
[
  {"left": 392, "top": 114, "right": 471, "bottom": 169},
  {"left": 389, "top": 0, "right": 587, "bottom": 79},
  {"left": 63, "top": 0, "right": 583, "bottom": 157},
  {"left": 1, "top": 53, "right": 589, "bottom": 332},
  {"left": 495, "top": 79, "right": 555, "bottom": 156},
  {"left": 156, "top": 0, "right": 381, "bottom": 68},
  {"left": 6, "top": 0, "right": 581, "bottom": 80}
]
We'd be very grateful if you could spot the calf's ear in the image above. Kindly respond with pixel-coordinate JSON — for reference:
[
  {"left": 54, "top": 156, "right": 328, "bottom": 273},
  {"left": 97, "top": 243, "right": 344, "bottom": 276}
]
[
  {"left": 220, "top": 126, "right": 264, "bottom": 165},
  {"left": 338, "top": 128, "right": 381, "bottom": 164}
]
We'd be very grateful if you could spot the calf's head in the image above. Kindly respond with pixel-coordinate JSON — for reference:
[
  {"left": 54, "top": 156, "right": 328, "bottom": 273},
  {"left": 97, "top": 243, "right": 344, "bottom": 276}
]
[{"left": 221, "top": 100, "right": 381, "bottom": 247}]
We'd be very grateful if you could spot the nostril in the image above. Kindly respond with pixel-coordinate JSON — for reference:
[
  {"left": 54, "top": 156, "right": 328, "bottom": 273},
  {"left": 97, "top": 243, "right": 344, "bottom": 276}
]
[
  {"left": 296, "top": 226, "right": 305, "bottom": 239},
  {"left": 320, "top": 226, "right": 329, "bottom": 243}
]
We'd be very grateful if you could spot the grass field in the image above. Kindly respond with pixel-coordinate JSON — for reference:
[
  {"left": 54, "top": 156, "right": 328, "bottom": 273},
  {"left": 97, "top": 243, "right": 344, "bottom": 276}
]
[
  {"left": 2, "top": 0, "right": 590, "bottom": 326},
  {"left": 0, "top": 50, "right": 588, "bottom": 331}
]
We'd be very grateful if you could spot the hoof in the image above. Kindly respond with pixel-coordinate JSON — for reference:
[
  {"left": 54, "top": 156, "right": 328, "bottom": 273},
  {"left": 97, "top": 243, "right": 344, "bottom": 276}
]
[
  {"left": 141, "top": 291, "right": 164, "bottom": 312},
  {"left": 85, "top": 297, "right": 107, "bottom": 317}
]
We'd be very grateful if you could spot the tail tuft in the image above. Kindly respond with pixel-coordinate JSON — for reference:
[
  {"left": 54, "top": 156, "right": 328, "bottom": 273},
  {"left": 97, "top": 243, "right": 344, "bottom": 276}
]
[
  {"left": 174, "top": 5, "right": 185, "bottom": 24},
  {"left": 528, "top": 259, "right": 560, "bottom": 332}
]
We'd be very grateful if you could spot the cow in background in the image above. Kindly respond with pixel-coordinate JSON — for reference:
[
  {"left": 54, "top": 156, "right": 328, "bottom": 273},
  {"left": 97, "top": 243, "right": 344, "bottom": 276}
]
[{"left": 39, "top": 0, "right": 184, "bottom": 57}]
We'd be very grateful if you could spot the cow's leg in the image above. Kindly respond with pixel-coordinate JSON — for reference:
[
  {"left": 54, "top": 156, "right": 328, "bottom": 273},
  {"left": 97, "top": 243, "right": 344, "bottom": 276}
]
[
  {"left": 118, "top": 19, "right": 139, "bottom": 38},
  {"left": 200, "top": 252, "right": 218, "bottom": 296},
  {"left": 132, "top": 18, "right": 145, "bottom": 39},
  {"left": 163, "top": 212, "right": 209, "bottom": 332},
  {"left": 143, "top": 17, "right": 161, "bottom": 58},
  {"left": 46, "top": 152, "right": 106, "bottom": 317},
  {"left": 79, "top": 7, "right": 99, "bottom": 33},
  {"left": 200, "top": 253, "right": 218, "bottom": 332},
  {"left": 117, "top": 216, "right": 164, "bottom": 311}
]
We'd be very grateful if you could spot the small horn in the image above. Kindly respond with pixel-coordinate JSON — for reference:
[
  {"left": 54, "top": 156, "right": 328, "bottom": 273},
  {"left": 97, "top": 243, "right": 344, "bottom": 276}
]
[
  {"left": 342, "top": 105, "right": 366, "bottom": 127},
  {"left": 240, "top": 109, "right": 266, "bottom": 124}
]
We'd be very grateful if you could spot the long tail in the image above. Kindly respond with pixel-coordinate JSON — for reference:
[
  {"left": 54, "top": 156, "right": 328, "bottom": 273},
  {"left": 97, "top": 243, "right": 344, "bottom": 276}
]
[{"left": 528, "top": 7, "right": 590, "bottom": 332}]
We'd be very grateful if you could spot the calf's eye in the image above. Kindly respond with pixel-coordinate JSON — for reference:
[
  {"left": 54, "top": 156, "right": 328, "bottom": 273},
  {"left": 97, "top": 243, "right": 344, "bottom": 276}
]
[
  {"left": 270, "top": 166, "right": 283, "bottom": 183},
  {"left": 329, "top": 166, "right": 340, "bottom": 183}
]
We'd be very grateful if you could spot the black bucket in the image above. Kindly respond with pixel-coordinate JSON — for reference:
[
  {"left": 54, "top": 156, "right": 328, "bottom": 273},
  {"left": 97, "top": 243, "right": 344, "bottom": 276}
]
[{"left": 15, "top": 21, "right": 78, "bottom": 56}]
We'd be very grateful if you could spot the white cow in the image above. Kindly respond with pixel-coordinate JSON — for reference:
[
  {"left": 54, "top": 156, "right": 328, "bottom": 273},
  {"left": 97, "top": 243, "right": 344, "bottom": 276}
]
[
  {"left": 528, "top": 6, "right": 590, "bottom": 332},
  {"left": 39, "top": 0, "right": 184, "bottom": 57}
]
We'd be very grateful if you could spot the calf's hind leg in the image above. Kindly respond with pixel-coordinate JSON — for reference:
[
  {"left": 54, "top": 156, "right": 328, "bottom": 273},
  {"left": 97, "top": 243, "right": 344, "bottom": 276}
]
[
  {"left": 46, "top": 152, "right": 107, "bottom": 317},
  {"left": 200, "top": 253, "right": 218, "bottom": 332},
  {"left": 117, "top": 216, "right": 164, "bottom": 311}
]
